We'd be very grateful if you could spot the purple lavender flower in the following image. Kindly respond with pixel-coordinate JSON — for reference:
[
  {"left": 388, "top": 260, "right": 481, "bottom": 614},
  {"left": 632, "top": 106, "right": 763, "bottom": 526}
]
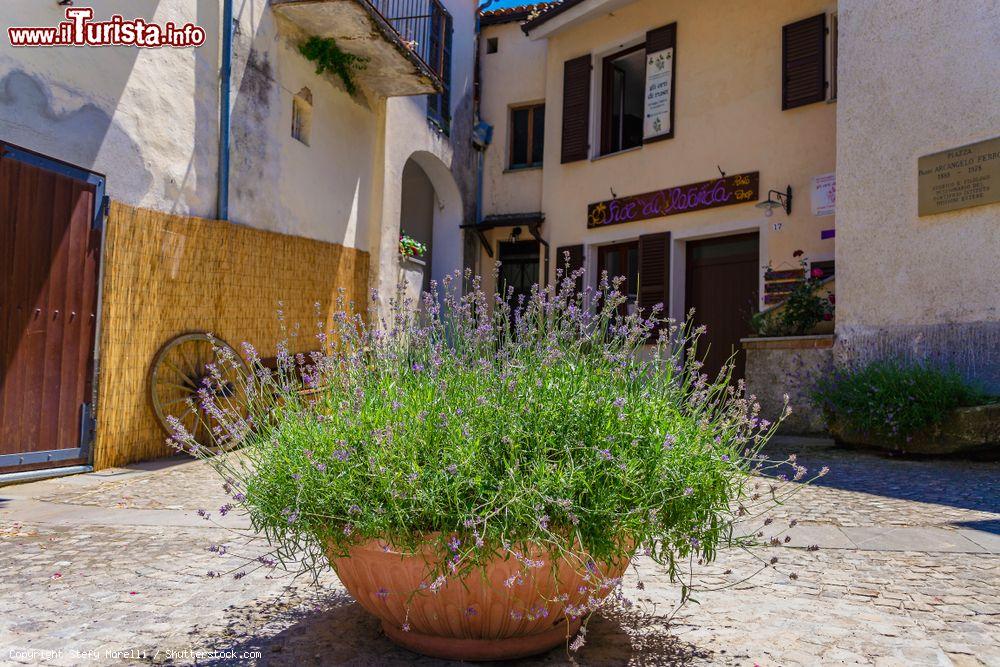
[
  {"left": 376, "top": 587, "right": 389, "bottom": 600},
  {"left": 683, "top": 487, "right": 694, "bottom": 497}
]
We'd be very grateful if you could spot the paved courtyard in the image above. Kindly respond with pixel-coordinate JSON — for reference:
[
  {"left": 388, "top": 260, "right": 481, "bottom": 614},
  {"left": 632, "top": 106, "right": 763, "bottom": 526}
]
[{"left": 1, "top": 437, "right": 997, "bottom": 666}]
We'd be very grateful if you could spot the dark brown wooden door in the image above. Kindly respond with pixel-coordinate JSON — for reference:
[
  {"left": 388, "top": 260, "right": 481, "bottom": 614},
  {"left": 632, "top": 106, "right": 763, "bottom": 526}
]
[
  {"left": 1, "top": 146, "right": 102, "bottom": 472},
  {"left": 685, "top": 233, "right": 759, "bottom": 381}
]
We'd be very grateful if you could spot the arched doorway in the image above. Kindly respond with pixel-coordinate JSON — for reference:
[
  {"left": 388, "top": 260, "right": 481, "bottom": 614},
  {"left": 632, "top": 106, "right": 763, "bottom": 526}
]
[{"left": 399, "top": 151, "right": 464, "bottom": 296}]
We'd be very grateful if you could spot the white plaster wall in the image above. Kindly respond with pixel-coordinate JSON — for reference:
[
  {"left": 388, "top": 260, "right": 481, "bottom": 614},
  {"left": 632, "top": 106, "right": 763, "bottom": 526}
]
[
  {"left": 836, "top": 0, "right": 1000, "bottom": 329},
  {"left": 0, "top": 0, "right": 220, "bottom": 217},
  {"left": 227, "top": 5, "right": 378, "bottom": 249},
  {"left": 480, "top": 21, "right": 547, "bottom": 216}
]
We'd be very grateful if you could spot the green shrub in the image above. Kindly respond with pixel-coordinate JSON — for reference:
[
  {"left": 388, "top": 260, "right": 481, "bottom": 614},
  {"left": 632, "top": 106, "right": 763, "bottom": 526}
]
[{"left": 812, "top": 361, "right": 989, "bottom": 439}]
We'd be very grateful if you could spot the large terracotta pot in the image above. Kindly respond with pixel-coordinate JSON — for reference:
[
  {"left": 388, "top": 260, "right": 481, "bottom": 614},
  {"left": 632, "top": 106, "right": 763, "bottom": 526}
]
[{"left": 327, "top": 538, "right": 630, "bottom": 661}]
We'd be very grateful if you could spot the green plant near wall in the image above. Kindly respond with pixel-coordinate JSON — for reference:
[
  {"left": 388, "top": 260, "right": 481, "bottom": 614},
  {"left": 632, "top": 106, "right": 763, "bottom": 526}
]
[
  {"left": 812, "top": 361, "right": 990, "bottom": 439},
  {"left": 299, "top": 36, "right": 369, "bottom": 96}
]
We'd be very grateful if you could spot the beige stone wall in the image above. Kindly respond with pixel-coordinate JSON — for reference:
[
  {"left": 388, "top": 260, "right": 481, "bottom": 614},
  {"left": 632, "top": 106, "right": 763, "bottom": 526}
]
[
  {"left": 94, "top": 204, "right": 369, "bottom": 469},
  {"left": 835, "top": 0, "right": 1000, "bottom": 391},
  {"left": 744, "top": 337, "right": 834, "bottom": 434}
]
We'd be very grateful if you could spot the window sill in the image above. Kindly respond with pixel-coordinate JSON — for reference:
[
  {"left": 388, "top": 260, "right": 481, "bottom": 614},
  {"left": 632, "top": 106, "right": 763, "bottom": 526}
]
[
  {"left": 504, "top": 165, "right": 543, "bottom": 174},
  {"left": 592, "top": 145, "right": 642, "bottom": 162}
]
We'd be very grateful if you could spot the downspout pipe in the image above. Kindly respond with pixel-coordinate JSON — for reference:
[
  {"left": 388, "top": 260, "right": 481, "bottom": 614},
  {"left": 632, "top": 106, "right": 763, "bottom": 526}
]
[
  {"left": 474, "top": 0, "right": 496, "bottom": 228},
  {"left": 217, "top": 0, "right": 234, "bottom": 221}
]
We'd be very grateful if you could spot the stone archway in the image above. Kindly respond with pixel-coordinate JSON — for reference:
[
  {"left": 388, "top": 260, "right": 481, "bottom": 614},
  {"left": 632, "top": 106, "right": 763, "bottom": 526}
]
[{"left": 400, "top": 151, "right": 464, "bottom": 294}]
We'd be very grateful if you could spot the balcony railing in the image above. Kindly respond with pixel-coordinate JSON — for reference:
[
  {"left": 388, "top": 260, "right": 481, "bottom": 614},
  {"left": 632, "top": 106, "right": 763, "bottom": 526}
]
[{"left": 368, "top": 0, "right": 451, "bottom": 83}]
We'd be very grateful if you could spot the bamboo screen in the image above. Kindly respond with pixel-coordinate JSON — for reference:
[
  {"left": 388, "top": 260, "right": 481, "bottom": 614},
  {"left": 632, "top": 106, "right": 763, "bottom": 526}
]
[{"left": 93, "top": 203, "right": 370, "bottom": 469}]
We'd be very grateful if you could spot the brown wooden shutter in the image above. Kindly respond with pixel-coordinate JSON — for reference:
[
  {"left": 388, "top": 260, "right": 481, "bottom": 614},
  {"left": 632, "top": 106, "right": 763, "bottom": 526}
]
[
  {"left": 644, "top": 23, "right": 677, "bottom": 144},
  {"left": 782, "top": 14, "right": 827, "bottom": 110},
  {"left": 560, "top": 55, "right": 591, "bottom": 163},
  {"left": 556, "top": 244, "right": 585, "bottom": 294},
  {"left": 638, "top": 232, "right": 671, "bottom": 336}
]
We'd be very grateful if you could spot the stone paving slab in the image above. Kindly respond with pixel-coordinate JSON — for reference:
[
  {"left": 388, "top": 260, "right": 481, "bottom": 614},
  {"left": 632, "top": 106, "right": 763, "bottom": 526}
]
[
  {"left": 1, "top": 437, "right": 998, "bottom": 666},
  {"left": 841, "top": 527, "right": 990, "bottom": 553}
]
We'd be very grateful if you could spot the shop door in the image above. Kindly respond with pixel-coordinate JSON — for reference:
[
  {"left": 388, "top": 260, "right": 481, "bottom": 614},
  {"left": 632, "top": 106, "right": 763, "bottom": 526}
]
[
  {"left": 685, "top": 233, "right": 759, "bottom": 381},
  {"left": 0, "top": 143, "right": 104, "bottom": 472}
]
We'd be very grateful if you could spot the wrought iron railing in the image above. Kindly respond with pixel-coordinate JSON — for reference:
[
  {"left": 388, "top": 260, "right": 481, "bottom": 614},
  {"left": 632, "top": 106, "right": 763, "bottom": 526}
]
[{"left": 367, "top": 0, "right": 451, "bottom": 81}]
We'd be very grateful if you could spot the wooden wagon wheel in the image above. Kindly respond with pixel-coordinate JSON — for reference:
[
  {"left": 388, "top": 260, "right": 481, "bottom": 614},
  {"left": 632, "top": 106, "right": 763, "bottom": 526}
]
[{"left": 149, "top": 333, "right": 248, "bottom": 452}]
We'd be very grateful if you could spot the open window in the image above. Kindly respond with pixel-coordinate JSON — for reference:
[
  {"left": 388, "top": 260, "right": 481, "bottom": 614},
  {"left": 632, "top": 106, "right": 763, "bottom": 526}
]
[{"left": 600, "top": 45, "right": 646, "bottom": 155}]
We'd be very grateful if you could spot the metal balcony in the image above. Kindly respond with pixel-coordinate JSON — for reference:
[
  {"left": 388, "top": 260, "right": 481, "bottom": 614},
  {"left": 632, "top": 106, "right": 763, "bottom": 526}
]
[{"left": 272, "top": 0, "right": 449, "bottom": 97}]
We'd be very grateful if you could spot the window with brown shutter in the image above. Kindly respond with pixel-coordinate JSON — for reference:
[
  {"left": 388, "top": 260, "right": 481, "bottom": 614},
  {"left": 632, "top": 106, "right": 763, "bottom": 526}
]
[
  {"left": 782, "top": 14, "right": 827, "bottom": 110},
  {"left": 556, "top": 244, "right": 585, "bottom": 293},
  {"left": 561, "top": 55, "right": 591, "bottom": 163},
  {"left": 638, "top": 232, "right": 671, "bottom": 333},
  {"left": 644, "top": 22, "right": 676, "bottom": 143}
]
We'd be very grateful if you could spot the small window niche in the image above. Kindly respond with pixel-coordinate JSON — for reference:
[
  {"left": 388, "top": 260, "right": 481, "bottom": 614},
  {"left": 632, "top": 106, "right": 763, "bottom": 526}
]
[
  {"left": 486, "top": 37, "right": 499, "bottom": 54},
  {"left": 291, "top": 87, "right": 313, "bottom": 146}
]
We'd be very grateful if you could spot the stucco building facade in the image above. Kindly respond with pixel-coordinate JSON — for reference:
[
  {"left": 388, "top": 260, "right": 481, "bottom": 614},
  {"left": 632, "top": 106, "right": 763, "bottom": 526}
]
[{"left": 477, "top": 0, "right": 839, "bottom": 379}]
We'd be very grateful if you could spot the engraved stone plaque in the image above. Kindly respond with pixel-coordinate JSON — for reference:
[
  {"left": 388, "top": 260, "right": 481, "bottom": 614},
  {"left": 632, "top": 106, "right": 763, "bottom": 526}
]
[{"left": 918, "top": 136, "right": 1000, "bottom": 216}]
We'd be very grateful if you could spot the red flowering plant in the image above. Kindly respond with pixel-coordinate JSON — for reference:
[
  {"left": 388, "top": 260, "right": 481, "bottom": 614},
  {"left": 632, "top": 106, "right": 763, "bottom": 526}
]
[
  {"left": 751, "top": 250, "right": 834, "bottom": 337},
  {"left": 399, "top": 233, "right": 427, "bottom": 258},
  {"left": 167, "top": 264, "right": 823, "bottom": 656}
]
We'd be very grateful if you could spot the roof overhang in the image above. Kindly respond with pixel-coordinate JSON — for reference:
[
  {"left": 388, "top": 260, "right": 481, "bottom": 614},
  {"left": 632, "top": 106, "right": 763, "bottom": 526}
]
[
  {"left": 462, "top": 213, "right": 545, "bottom": 258},
  {"left": 522, "top": 0, "right": 637, "bottom": 40}
]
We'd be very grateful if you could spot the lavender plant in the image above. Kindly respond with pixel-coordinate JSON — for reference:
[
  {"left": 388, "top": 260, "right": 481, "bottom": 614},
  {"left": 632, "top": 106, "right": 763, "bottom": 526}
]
[{"left": 169, "top": 264, "right": 814, "bottom": 637}]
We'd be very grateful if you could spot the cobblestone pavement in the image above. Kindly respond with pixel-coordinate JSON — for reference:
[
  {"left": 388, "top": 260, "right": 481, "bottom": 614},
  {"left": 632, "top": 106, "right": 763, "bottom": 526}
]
[{"left": 1, "top": 437, "right": 998, "bottom": 666}]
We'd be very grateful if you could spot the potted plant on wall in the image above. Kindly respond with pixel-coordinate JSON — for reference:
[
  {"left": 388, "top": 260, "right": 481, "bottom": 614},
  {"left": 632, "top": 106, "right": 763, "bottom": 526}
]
[
  {"left": 169, "top": 269, "right": 809, "bottom": 661},
  {"left": 750, "top": 251, "right": 834, "bottom": 337},
  {"left": 399, "top": 233, "right": 427, "bottom": 260}
]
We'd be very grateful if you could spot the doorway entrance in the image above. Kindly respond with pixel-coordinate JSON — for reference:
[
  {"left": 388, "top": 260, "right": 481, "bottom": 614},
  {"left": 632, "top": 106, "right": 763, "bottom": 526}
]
[
  {"left": 498, "top": 241, "right": 540, "bottom": 305},
  {"left": 685, "top": 232, "right": 759, "bottom": 381},
  {"left": 1, "top": 144, "right": 104, "bottom": 473}
]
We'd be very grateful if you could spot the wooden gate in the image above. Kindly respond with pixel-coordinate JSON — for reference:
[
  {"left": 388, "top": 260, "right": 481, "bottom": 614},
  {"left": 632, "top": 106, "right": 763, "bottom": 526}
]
[
  {"left": 685, "top": 232, "right": 760, "bottom": 382},
  {"left": 0, "top": 143, "right": 105, "bottom": 473}
]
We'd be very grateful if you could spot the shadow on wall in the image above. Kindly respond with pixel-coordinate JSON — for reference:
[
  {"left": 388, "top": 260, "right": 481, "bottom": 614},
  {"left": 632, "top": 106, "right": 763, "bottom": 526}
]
[
  {"left": 0, "top": 0, "right": 221, "bottom": 216},
  {"left": 0, "top": 69, "right": 151, "bottom": 195}
]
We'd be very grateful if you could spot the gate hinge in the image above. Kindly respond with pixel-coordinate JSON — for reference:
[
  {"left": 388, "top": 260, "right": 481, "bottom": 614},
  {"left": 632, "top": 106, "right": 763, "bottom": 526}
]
[{"left": 93, "top": 195, "right": 110, "bottom": 231}]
